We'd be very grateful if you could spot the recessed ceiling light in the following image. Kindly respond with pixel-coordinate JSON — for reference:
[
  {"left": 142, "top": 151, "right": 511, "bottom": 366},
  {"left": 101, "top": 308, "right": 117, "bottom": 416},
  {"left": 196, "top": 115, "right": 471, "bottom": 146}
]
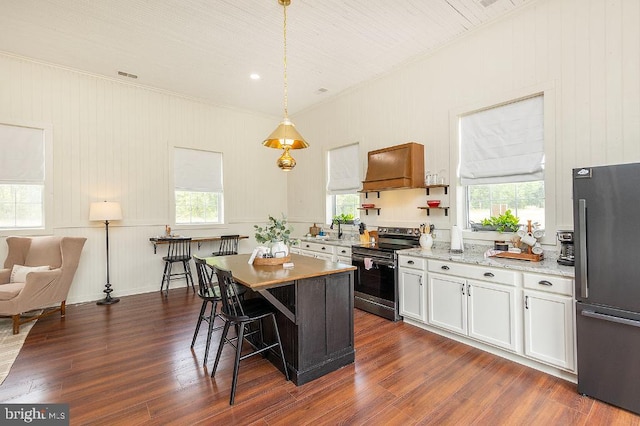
[{"left": 250, "top": 73, "right": 261, "bottom": 80}]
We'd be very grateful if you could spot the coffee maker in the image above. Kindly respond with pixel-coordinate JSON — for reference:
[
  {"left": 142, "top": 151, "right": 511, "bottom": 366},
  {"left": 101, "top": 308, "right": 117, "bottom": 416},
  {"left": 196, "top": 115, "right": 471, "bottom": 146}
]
[{"left": 556, "top": 230, "right": 575, "bottom": 266}]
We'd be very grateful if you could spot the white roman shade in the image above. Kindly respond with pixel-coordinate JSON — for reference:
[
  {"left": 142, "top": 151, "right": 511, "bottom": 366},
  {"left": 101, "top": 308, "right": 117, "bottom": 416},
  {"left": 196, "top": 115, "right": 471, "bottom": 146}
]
[
  {"left": 327, "top": 143, "right": 360, "bottom": 194},
  {"left": 460, "top": 95, "right": 544, "bottom": 185},
  {"left": 0, "top": 123, "right": 45, "bottom": 182},
  {"left": 174, "top": 147, "right": 223, "bottom": 192}
]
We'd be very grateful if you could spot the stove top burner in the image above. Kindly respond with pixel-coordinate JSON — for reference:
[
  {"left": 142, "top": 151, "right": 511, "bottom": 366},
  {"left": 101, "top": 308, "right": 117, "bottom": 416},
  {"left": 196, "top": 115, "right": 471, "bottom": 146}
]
[{"left": 353, "top": 226, "right": 421, "bottom": 254}]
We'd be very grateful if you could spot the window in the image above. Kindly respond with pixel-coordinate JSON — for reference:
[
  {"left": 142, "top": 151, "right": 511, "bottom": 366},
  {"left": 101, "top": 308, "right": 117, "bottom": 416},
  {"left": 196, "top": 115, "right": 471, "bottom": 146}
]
[
  {"left": 327, "top": 144, "right": 360, "bottom": 221},
  {"left": 467, "top": 181, "right": 545, "bottom": 227},
  {"left": 333, "top": 193, "right": 360, "bottom": 219},
  {"left": 0, "top": 123, "right": 47, "bottom": 230},
  {"left": 460, "top": 95, "right": 545, "bottom": 228},
  {"left": 174, "top": 147, "right": 223, "bottom": 225}
]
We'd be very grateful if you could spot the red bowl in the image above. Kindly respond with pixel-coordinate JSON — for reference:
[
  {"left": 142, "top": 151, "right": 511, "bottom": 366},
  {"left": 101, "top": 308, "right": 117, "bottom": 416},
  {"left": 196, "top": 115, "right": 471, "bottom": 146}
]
[
  {"left": 426, "top": 200, "right": 441, "bottom": 208},
  {"left": 361, "top": 204, "right": 375, "bottom": 209}
]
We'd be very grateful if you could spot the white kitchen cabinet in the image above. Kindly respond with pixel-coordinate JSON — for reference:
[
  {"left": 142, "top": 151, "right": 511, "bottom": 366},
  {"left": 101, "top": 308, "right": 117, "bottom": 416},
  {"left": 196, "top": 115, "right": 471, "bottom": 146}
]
[
  {"left": 427, "top": 260, "right": 519, "bottom": 352},
  {"left": 299, "top": 241, "right": 336, "bottom": 260},
  {"left": 398, "top": 255, "right": 427, "bottom": 322},
  {"left": 335, "top": 246, "right": 352, "bottom": 264},
  {"left": 314, "top": 252, "right": 335, "bottom": 261},
  {"left": 467, "top": 279, "right": 517, "bottom": 351},
  {"left": 523, "top": 273, "right": 575, "bottom": 371},
  {"left": 428, "top": 273, "right": 466, "bottom": 334}
]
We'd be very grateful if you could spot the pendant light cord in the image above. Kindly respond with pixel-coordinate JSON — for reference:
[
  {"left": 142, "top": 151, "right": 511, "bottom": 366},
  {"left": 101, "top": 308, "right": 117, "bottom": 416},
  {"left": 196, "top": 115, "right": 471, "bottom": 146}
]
[{"left": 283, "top": 1, "right": 288, "bottom": 119}]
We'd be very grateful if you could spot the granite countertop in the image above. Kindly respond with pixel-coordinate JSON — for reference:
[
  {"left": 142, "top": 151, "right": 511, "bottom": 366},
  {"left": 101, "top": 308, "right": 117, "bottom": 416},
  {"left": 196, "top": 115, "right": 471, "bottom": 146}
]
[
  {"left": 295, "top": 236, "right": 357, "bottom": 248},
  {"left": 295, "top": 237, "right": 575, "bottom": 278},
  {"left": 398, "top": 245, "right": 575, "bottom": 278}
]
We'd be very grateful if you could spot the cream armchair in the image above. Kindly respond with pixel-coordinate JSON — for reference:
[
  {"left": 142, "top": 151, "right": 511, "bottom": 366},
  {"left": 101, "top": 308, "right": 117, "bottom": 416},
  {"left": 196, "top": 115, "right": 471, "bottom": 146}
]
[{"left": 0, "top": 236, "right": 86, "bottom": 334}]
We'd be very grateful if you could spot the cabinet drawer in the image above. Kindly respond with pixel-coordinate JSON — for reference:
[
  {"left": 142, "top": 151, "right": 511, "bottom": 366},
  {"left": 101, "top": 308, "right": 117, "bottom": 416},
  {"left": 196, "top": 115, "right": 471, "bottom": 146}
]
[
  {"left": 428, "top": 260, "right": 517, "bottom": 286},
  {"left": 523, "top": 272, "right": 573, "bottom": 296},
  {"left": 399, "top": 256, "right": 426, "bottom": 270},
  {"left": 300, "top": 241, "right": 335, "bottom": 254},
  {"left": 335, "top": 246, "right": 352, "bottom": 258}
]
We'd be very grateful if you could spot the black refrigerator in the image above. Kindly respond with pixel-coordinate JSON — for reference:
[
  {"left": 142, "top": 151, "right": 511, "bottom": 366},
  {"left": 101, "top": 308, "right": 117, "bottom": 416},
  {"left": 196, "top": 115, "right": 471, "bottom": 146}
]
[{"left": 573, "top": 162, "right": 640, "bottom": 415}]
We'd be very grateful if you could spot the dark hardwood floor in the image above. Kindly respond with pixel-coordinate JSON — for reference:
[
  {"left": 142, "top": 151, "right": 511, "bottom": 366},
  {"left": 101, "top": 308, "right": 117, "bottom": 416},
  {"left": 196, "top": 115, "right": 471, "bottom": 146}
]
[{"left": 1, "top": 289, "right": 639, "bottom": 425}]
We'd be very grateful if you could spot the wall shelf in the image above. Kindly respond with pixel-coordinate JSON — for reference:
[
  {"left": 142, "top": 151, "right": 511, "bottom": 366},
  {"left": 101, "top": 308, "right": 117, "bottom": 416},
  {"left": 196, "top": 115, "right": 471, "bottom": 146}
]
[
  {"left": 418, "top": 206, "right": 449, "bottom": 216},
  {"left": 425, "top": 184, "right": 449, "bottom": 195},
  {"left": 357, "top": 208, "right": 381, "bottom": 216},
  {"left": 359, "top": 190, "right": 380, "bottom": 199}
]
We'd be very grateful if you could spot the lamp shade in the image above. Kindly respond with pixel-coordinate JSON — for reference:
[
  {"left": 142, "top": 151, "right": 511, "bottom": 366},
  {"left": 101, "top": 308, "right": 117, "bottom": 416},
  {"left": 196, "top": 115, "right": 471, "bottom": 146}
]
[
  {"left": 90, "top": 201, "right": 123, "bottom": 221},
  {"left": 263, "top": 119, "right": 309, "bottom": 150}
]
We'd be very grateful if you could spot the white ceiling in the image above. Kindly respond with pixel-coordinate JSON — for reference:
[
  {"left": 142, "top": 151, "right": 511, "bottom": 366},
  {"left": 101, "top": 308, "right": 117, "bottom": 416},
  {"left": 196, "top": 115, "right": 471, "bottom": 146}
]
[{"left": 0, "top": 0, "right": 531, "bottom": 117}]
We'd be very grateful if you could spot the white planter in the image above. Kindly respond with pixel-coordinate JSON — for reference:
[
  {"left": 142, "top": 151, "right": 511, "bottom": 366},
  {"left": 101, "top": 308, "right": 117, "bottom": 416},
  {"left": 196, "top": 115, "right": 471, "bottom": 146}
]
[{"left": 271, "top": 241, "right": 289, "bottom": 258}]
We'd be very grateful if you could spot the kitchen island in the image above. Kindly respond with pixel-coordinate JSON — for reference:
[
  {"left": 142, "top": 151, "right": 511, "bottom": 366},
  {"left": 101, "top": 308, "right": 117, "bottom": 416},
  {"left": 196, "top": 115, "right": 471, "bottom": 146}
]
[{"left": 206, "top": 253, "right": 356, "bottom": 385}]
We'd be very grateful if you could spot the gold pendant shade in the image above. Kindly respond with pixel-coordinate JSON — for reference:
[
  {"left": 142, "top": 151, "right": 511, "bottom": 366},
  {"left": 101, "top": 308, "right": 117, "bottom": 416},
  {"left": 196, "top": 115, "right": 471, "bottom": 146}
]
[
  {"left": 263, "top": 118, "right": 309, "bottom": 150},
  {"left": 263, "top": 0, "right": 309, "bottom": 171}
]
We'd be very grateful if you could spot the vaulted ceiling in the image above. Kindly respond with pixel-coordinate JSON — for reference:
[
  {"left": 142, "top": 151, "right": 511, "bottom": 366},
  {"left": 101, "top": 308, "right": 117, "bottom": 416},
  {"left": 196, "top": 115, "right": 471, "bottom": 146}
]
[{"left": 0, "top": 0, "right": 532, "bottom": 116}]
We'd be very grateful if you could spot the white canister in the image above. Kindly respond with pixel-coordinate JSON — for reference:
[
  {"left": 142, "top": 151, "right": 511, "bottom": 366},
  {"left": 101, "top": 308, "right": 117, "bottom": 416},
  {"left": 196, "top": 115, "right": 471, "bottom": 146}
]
[{"left": 419, "top": 233, "right": 433, "bottom": 250}]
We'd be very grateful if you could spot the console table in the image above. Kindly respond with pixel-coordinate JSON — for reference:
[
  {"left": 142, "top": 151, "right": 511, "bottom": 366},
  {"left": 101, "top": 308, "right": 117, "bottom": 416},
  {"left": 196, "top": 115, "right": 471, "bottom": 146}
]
[{"left": 149, "top": 235, "right": 249, "bottom": 254}]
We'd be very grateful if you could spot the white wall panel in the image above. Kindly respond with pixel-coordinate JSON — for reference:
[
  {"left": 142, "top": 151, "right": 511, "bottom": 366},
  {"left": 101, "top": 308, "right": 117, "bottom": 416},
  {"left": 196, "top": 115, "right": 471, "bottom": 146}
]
[
  {"left": 291, "top": 0, "right": 640, "bottom": 241},
  {"left": 0, "top": 53, "right": 282, "bottom": 303}
]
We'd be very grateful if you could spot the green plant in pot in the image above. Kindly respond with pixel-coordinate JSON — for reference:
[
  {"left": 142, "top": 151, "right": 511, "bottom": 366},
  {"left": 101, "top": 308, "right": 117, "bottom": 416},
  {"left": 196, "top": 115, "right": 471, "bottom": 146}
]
[
  {"left": 254, "top": 214, "right": 293, "bottom": 256},
  {"left": 332, "top": 213, "right": 354, "bottom": 224},
  {"left": 479, "top": 209, "right": 521, "bottom": 233}
]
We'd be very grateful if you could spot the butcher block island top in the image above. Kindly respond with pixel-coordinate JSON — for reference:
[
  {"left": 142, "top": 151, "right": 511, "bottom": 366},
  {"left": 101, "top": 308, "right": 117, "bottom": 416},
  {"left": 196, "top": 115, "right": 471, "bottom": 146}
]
[
  {"left": 205, "top": 253, "right": 356, "bottom": 386},
  {"left": 205, "top": 253, "right": 355, "bottom": 289}
]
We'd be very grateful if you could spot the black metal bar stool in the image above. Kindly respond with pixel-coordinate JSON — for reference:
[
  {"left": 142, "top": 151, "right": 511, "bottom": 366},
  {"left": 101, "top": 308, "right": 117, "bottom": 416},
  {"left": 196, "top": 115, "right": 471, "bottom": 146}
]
[
  {"left": 191, "top": 256, "right": 224, "bottom": 366},
  {"left": 212, "top": 235, "right": 239, "bottom": 256},
  {"left": 160, "top": 237, "right": 195, "bottom": 295},
  {"left": 211, "top": 266, "right": 289, "bottom": 405}
]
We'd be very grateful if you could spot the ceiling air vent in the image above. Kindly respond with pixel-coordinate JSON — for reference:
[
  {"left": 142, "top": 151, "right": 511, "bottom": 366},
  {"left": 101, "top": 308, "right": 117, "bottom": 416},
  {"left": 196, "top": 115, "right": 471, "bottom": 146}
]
[{"left": 117, "top": 71, "right": 138, "bottom": 79}]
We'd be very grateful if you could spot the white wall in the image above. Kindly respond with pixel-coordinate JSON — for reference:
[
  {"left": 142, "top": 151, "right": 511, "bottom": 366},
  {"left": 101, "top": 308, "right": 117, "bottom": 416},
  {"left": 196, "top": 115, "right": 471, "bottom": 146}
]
[
  {"left": 290, "top": 0, "right": 640, "bottom": 244},
  {"left": 2, "top": 0, "right": 639, "bottom": 303},
  {"left": 0, "top": 54, "right": 291, "bottom": 303}
]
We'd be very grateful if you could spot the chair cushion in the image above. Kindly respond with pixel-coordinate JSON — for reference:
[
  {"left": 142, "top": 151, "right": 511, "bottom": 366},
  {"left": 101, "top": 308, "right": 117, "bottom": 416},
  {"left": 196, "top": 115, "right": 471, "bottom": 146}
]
[
  {"left": 0, "top": 282, "right": 25, "bottom": 300},
  {"left": 10, "top": 265, "right": 50, "bottom": 283}
]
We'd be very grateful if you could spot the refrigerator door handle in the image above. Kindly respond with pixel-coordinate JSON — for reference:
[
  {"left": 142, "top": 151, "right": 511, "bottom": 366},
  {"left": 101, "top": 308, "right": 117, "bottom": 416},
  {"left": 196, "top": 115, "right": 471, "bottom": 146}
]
[
  {"left": 582, "top": 310, "right": 640, "bottom": 329},
  {"left": 578, "top": 198, "right": 588, "bottom": 298}
]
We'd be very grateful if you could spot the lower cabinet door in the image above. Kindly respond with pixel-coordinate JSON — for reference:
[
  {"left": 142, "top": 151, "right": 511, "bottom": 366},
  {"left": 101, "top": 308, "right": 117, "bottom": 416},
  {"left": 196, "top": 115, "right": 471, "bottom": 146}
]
[
  {"left": 524, "top": 290, "right": 575, "bottom": 370},
  {"left": 467, "top": 280, "right": 517, "bottom": 352},
  {"left": 399, "top": 268, "right": 426, "bottom": 322},
  {"left": 428, "top": 273, "right": 466, "bottom": 335},
  {"left": 314, "top": 252, "right": 334, "bottom": 261}
]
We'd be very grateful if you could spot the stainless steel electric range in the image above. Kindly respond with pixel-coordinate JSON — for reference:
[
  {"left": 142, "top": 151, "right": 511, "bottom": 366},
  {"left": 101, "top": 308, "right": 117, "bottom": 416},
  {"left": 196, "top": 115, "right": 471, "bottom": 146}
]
[{"left": 351, "top": 227, "right": 421, "bottom": 321}]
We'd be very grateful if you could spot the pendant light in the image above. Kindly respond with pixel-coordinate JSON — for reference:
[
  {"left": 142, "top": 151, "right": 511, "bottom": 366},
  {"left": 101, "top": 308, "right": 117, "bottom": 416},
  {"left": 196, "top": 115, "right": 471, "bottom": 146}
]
[{"left": 263, "top": 0, "right": 309, "bottom": 171}]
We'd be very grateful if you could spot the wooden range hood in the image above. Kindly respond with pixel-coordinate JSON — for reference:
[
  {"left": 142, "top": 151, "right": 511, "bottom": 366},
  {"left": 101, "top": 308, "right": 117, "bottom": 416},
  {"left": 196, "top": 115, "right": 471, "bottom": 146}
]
[{"left": 362, "top": 142, "right": 425, "bottom": 191}]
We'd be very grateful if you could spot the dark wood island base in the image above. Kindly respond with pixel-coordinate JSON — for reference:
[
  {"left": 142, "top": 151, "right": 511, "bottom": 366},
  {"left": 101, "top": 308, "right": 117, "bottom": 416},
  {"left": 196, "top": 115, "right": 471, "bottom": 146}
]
[{"left": 207, "top": 254, "right": 356, "bottom": 386}]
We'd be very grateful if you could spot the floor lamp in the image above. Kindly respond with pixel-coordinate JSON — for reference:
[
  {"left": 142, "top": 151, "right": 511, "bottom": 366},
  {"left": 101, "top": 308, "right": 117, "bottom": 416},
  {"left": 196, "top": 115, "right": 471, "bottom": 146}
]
[{"left": 90, "top": 201, "right": 122, "bottom": 305}]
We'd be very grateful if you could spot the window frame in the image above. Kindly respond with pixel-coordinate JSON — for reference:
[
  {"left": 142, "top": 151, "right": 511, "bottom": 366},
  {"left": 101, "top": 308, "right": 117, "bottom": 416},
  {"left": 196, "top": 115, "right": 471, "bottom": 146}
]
[
  {"left": 171, "top": 147, "right": 224, "bottom": 228},
  {"left": 0, "top": 119, "right": 52, "bottom": 235},
  {"left": 449, "top": 84, "right": 557, "bottom": 244},
  {"left": 326, "top": 143, "right": 361, "bottom": 224}
]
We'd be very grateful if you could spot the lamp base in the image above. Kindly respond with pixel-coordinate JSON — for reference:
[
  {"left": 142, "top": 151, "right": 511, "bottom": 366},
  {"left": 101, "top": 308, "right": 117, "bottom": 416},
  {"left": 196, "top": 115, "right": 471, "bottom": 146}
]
[
  {"left": 96, "top": 282, "right": 120, "bottom": 305},
  {"left": 96, "top": 296, "right": 120, "bottom": 305}
]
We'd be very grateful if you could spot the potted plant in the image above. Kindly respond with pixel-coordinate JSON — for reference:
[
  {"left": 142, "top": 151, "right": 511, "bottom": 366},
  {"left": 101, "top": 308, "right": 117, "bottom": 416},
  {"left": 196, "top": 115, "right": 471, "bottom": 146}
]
[
  {"left": 254, "top": 214, "right": 293, "bottom": 256},
  {"left": 472, "top": 209, "right": 521, "bottom": 233}
]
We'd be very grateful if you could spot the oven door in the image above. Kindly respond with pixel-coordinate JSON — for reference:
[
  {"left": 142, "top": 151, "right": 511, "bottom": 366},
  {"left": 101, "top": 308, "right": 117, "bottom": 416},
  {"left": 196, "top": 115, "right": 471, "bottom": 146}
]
[{"left": 352, "top": 253, "right": 399, "bottom": 320}]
